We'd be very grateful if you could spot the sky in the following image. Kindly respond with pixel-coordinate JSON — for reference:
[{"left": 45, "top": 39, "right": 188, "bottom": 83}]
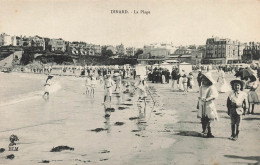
[{"left": 0, "top": 0, "right": 260, "bottom": 48}]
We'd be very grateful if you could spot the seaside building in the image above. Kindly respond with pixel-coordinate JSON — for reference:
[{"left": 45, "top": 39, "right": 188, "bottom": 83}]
[
  {"left": 22, "top": 37, "right": 32, "bottom": 47},
  {"left": 16, "top": 36, "right": 23, "bottom": 46},
  {"left": 0, "top": 33, "right": 16, "bottom": 46},
  {"left": 116, "top": 44, "right": 125, "bottom": 55},
  {"left": 30, "top": 36, "right": 45, "bottom": 50},
  {"left": 79, "top": 48, "right": 87, "bottom": 55},
  {"left": 86, "top": 44, "right": 95, "bottom": 55},
  {"left": 203, "top": 37, "right": 244, "bottom": 64},
  {"left": 190, "top": 50, "right": 203, "bottom": 65},
  {"left": 11, "top": 36, "right": 17, "bottom": 46},
  {"left": 167, "top": 47, "right": 193, "bottom": 64},
  {"left": 137, "top": 46, "right": 170, "bottom": 65},
  {"left": 143, "top": 45, "right": 154, "bottom": 54},
  {"left": 67, "top": 42, "right": 101, "bottom": 56},
  {"left": 93, "top": 45, "right": 101, "bottom": 55},
  {"left": 242, "top": 42, "right": 260, "bottom": 62},
  {"left": 44, "top": 38, "right": 51, "bottom": 51},
  {"left": 150, "top": 48, "right": 170, "bottom": 58},
  {"left": 71, "top": 47, "right": 79, "bottom": 55},
  {"left": 48, "top": 38, "right": 66, "bottom": 52},
  {"left": 126, "top": 47, "right": 136, "bottom": 56},
  {"left": 78, "top": 42, "right": 87, "bottom": 48},
  {"left": 67, "top": 42, "right": 82, "bottom": 55}
]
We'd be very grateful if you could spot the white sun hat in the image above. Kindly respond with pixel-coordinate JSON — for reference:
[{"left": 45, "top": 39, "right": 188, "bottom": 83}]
[{"left": 202, "top": 72, "right": 216, "bottom": 84}]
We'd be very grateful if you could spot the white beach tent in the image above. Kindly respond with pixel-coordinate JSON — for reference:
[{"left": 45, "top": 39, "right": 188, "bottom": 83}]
[
  {"left": 165, "top": 59, "right": 179, "bottom": 64},
  {"left": 160, "top": 62, "right": 173, "bottom": 71},
  {"left": 161, "top": 62, "right": 169, "bottom": 65}
]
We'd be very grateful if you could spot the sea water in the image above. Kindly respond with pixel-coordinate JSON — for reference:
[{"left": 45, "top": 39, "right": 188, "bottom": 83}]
[{"left": 0, "top": 72, "right": 175, "bottom": 164}]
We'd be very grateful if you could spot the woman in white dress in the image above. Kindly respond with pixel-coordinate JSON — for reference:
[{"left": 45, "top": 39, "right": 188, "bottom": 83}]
[
  {"left": 217, "top": 68, "right": 230, "bottom": 93},
  {"left": 162, "top": 74, "right": 166, "bottom": 84},
  {"left": 178, "top": 73, "right": 184, "bottom": 91},
  {"left": 188, "top": 72, "right": 194, "bottom": 91}
]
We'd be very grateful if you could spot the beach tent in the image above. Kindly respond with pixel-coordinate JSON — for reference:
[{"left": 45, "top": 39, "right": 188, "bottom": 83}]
[
  {"left": 165, "top": 59, "right": 179, "bottom": 64},
  {"left": 161, "top": 62, "right": 169, "bottom": 65},
  {"left": 179, "top": 62, "right": 192, "bottom": 74},
  {"left": 160, "top": 62, "right": 173, "bottom": 71}
]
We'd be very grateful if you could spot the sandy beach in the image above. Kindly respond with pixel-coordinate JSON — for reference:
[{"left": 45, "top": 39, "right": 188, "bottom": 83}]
[{"left": 0, "top": 72, "right": 259, "bottom": 165}]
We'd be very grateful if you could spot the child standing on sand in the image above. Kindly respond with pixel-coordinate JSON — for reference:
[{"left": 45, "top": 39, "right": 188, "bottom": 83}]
[
  {"left": 85, "top": 76, "right": 91, "bottom": 95},
  {"left": 90, "top": 75, "right": 96, "bottom": 96},
  {"left": 197, "top": 72, "right": 219, "bottom": 138},
  {"left": 182, "top": 74, "right": 188, "bottom": 94},
  {"left": 227, "top": 80, "right": 248, "bottom": 141},
  {"left": 104, "top": 74, "right": 114, "bottom": 103},
  {"left": 114, "top": 75, "right": 122, "bottom": 92}
]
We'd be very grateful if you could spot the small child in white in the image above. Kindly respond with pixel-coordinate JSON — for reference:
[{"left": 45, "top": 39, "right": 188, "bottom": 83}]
[
  {"left": 85, "top": 76, "right": 91, "bottom": 95},
  {"left": 90, "top": 76, "right": 96, "bottom": 96},
  {"left": 227, "top": 80, "right": 248, "bottom": 141},
  {"left": 182, "top": 74, "right": 188, "bottom": 94}
]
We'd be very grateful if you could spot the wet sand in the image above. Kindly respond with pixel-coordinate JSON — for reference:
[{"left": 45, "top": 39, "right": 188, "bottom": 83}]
[
  {"left": 0, "top": 72, "right": 259, "bottom": 164},
  {"left": 127, "top": 73, "right": 260, "bottom": 165}
]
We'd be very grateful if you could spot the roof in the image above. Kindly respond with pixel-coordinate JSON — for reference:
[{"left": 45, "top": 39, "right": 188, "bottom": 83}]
[
  {"left": 181, "top": 55, "right": 191, "bottom": 58},
  {"left": 137, "top": 59, "right": 165, "bottom": 61},
  {"left": 168, "top": 54, "right": 191, "bottom": 58},
  {"left": 180, "top": 62, "right": 190, "bottom": 65},
  {"left": 161, "top": 62, "right": 170, "bottom": 65}
]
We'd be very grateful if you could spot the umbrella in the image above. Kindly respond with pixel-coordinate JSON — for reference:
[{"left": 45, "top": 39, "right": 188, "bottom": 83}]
[{"left": 234, "top": 68, "right": 254, "bottom": 80}]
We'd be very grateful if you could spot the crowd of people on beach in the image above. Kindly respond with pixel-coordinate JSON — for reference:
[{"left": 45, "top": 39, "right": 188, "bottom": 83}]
[{"left": 41, "top": 63, "right": 259, "bottom": 141}]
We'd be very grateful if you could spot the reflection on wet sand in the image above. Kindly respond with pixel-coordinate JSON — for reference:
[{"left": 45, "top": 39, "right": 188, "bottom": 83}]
[
  {"left": 137, "top": 102, "right": 147, "bottom": 132},
  {"left": 104, "top": 104, "right": 111, "bottom": 133}
]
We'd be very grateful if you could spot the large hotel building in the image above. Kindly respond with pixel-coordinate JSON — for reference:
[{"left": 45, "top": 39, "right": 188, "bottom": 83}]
[{"left": 203, "top": 37, "right": 245, "bottom": 64}]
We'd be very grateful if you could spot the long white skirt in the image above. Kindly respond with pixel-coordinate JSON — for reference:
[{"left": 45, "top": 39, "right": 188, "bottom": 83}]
[
  {"left": 179, "top": 77, "right": 184, "bottom": 91},
  {"left": 219, "top": 79, "right": 231, "bottom": 93},
  {"left": 162, "top": 75, "right": 166, "bottom": 84}
]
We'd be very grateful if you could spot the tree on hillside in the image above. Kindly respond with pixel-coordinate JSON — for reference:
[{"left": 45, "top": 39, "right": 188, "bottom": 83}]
[
  {"left": 134, "top": 49, "right": 143, "bottom": 58},
  {"left": 101, "top": 46, "right": 114, "bottom": 57},
  {"left": 20, "top": 53, "right": 34, "bottom": 65}
]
